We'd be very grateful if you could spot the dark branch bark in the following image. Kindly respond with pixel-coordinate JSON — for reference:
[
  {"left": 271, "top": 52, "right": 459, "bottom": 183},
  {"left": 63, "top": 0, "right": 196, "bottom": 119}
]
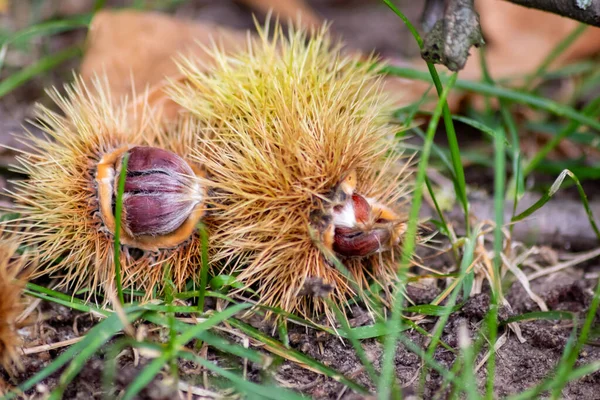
[
  {"left": 420, "top": 0, "right": 485, "bottom": 71},
  {"left": 504, "top": 0, "right": 600, "bottom": 27},
  {"left": 419, "top": 0, "right": 600, "bottom": 71}
]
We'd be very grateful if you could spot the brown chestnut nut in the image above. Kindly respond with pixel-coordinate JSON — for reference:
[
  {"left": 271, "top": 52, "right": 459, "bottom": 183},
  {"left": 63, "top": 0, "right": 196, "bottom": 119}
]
[{"left": 96, "top": 145, "right": 206, "bottom": 251}]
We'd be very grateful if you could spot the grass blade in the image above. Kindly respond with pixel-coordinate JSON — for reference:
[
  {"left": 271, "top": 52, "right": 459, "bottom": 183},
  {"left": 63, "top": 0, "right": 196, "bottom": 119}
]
[
  {"left": 113, "top": 152, "right": 130, "bottom": 304},
  {"left": 177, "top": 351, "right": 307, "bottom": 399},
  {"left": 0, "top": 46, "right": 82, "bottom": 98},
  {"left": 378, "top": 71, "right": 459, "bottom": 399},
  {"left": 383, "top": 66, "right": 600, "bottom": 132},
  {"left": 524, "top": 95, "right": 600, "bottom": 176},
  {"left": 383, "top": 0, "right": 470, "bottom": 231},
  {"left": 3, "top": 15, "right": 91, "bottom": 46},
  {"left": 3, "top": 310, "right": 143, "bottom": 399},
  {"left": 48, "top": 310, "right": 144, "bottom": 400},
  {"left": 144, "top": 312, "right": 270, "bottom": 366},
  {"left": 522, "top": 23, "right": 588, "bottom": 91},
  {"left": 228, "top": 318, "right": 370, "bottom": 395},
  {"left": 486, "top": 118, "right": 506, "bottom": 399},
  {"left": 122, "top": 303, "right": 251, "bottom": 399},
  {"left": 511, "top": 169, "right": 600, "bottom": 240},
  {"left": 326, "top": 299, "right": 379, "bottom": 385},
  {"left": 419, "top": 226, "right": 480, "bottom": 396},
  {"left": 122, "top": 354, "right": 170, "bottom": 400},
  {"left": 197, "top": 222, "right": 210, "bottom": 312}
]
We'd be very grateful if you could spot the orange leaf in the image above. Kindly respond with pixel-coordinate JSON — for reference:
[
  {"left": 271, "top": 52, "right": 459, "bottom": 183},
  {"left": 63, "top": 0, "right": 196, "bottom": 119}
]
[
  {"left": 81, "top": 10, "right": 247, "bottom": 120},
  {"left": 80, "top": 3, "right": 600, "bottom": 119}
]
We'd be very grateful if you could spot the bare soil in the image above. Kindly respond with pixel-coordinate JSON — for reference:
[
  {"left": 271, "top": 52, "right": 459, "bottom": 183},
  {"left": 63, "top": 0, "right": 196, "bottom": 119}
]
[{"left": 3, "top": 263, "right": 599, "bottom": 399}]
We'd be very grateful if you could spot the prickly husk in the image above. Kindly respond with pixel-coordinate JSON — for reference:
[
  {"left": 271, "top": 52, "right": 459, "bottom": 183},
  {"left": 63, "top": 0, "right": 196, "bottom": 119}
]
[
  {"left": 0, "top": 237, "right": 27, "bottom": 376},
  {"left": 171, "top": 23, "right": 414, "bottom": 319},
  {"left": 3, "top": 77, "right": 206, "bottom": 300}
]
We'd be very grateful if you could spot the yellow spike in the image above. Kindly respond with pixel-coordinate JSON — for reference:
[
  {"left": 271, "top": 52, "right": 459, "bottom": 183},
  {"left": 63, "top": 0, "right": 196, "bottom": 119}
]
[
  {"left": 170, "top": 22, "right": 415, "bottom": 319},
  {"left": 3, "top": 77, "right": 206, "bottom": 300},
  {"left": 0, "top": 236, "right": 27, "bottom": 376}
]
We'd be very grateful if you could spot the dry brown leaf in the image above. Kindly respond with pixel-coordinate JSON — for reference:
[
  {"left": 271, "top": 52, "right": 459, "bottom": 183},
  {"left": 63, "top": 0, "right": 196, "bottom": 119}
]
[
  {"left": 471, "top": 0, "right": 600, "bottom": 80},
  {"left": 80, "top": 1, "right": 600, "bottom": 120},
  {"left": 81, "top": 10, "right": 248, "bottom": 121},
  {"left": 390, "top": 0, "right": 600, "bottom": 110},
  {"left": 241, "top": 0, "right": 322, "bottom": 29},
  {"left": 80, "top": 9, "right": 432, "bottom": 118}
]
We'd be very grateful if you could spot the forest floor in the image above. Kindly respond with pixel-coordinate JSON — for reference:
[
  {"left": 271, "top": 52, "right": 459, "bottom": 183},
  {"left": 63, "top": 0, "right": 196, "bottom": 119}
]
[{"left": 1, "top": 1, "right": 600, "bottom": 399}]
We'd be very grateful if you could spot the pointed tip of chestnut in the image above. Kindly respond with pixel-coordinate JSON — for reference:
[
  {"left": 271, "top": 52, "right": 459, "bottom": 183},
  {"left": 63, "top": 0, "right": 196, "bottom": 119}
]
[{"left": 351, "top": 194, "right": 371, "bottom": 224}]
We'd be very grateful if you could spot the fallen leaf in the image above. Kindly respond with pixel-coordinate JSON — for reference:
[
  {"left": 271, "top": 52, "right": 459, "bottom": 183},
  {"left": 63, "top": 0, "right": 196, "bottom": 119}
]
[
  {"left": 80, "top": 10, "right": 248, "bottom": 120},
  {"left": 79, "top": 2, "right": 600, "bottom": 120},
  {"left": 470, "top": 0, "right": 600, "bottom": 80},
  {"left": 241, "top": 0, "right": 322, "bottom": 30},
  {"left": 80, "top": 9, "right": 434, "bottom": 119},
  {"left": 387, "top": 0, "right": 600, "bottom": 110}
]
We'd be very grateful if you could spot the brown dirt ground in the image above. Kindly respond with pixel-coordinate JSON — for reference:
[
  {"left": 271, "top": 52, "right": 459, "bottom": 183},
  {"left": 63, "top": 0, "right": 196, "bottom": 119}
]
[
  {"left": 2, "top": 263, "right": 600, "bottom": 399},
  {"left": 1, "top": 1, "right": 600, "bottom": 399}
]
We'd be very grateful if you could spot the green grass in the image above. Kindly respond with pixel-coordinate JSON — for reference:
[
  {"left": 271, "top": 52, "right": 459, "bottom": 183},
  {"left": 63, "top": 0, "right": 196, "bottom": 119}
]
[
  {"left": 113, "top": 152, "right": 130, "bottom": 304},
  {"left": 2, "top": 0, "right": 600, "bottom": 399},
  {"left": 378, "top": 68, "right": 459, "bottom": 398},
  {"left": 0, "top": 46, "right": 82, "bottom": 98},
  {"left": 197, "top": 222, "right": 210, "bottom": 312}
]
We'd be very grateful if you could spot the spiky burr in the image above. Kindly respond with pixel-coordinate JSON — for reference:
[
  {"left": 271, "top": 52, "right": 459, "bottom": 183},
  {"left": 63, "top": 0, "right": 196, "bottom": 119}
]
[
  {"left": 3, "top": 78, "right": 207, "bottom": 299},
  {"left": 0, "top": 237, "right": 27, "bottom": 376},
  {"left": 170, "top": 23, "right": 414, "bottom": 318}
]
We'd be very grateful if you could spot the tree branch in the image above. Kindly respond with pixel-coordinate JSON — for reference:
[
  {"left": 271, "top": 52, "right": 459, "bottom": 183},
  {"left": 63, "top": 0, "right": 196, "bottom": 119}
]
[
  {"left": 419, "top": 0, "right": 600, "bottom": 72},
  {"left": 421, "top": 0, "right": 484, "bottom": 71},
  {"left": 504, "top": 0, "right": 600, "bottom": 27}
]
